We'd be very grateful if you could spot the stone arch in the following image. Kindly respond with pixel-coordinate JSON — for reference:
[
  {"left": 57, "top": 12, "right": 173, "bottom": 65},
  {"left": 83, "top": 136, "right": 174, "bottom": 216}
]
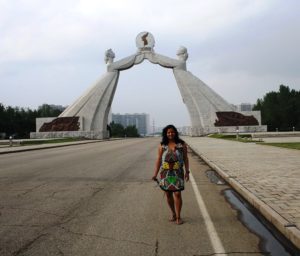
[
  {"left": 31, "top": 32, "right": 265, "bottom": 140},
  {"left": 58, "top": 32, "right": 236, "bottom": 138}
]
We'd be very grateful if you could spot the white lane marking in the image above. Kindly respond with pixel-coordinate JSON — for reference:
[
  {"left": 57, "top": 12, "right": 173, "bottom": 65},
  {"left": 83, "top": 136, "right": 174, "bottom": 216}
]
[{"left": 190, "top": 171, "right": 226, "bottom": 254}]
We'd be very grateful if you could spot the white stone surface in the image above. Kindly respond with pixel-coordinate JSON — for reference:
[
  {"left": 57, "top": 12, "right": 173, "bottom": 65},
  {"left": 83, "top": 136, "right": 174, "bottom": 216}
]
[
  {"left": 104, "top": 49, "right": 115, "bottom": 64},
  {"left": 30, "top": 131, "right": 105, "bottom": 139},
  {"left": 59, "top": 71, "right": 119, "bottom": 136},
  {"left": 40, "top": 32, "right": 264, "bottom": 139},
  {"left": 176, "top": 46, "right": 189, "bottom": 61},
  {"left": 215, "top": 125, "right": 267, "bottom": 133},
  {"left": 107, "top": 51, "right": 186, "bottom": 72},
  {"left": 173, "top": 69, "right": 235, "bottom": 136}
]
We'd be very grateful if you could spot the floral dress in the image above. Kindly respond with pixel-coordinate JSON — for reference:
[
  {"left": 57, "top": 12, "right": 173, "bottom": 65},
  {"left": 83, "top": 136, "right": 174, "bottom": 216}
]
[{"left": 158, "top": 143, "right": 185, "bottom": 192}]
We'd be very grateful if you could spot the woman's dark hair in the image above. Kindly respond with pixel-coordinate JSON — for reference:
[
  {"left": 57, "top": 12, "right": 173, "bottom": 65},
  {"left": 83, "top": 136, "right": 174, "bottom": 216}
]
[{"left": 161, "top": 124, "right": 185, "bottom": 145}]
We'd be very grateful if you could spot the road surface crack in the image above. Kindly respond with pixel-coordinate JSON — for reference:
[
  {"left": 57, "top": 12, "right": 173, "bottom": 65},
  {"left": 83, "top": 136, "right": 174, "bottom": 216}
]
[
  {"left": 21, "top": 183, "right": 47, "bottom": 195},
  {"left": 1, "top": 205, "right": 63, "bottom": 217},
  {"left": 155, "top": 239, "right": 159, "bottom": 256},
  {"left": 60, "top": 226, "right": 153, "bottom": 247},
  {"left": 2, "top": 224, "right": 45, "bottom": 228},
  {"left": 12, "top": 233, "right": 48, "bottom": 256},
  {"left": 91, "top": 186, "right": 104, "bottom": 197}
]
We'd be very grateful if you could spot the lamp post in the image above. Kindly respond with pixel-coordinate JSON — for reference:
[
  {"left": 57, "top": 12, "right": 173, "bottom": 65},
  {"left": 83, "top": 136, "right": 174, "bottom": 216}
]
[
  {"left": 293, "top": 126, "right": 295, "bottom": 132},
  {"left": 152, "top": 119, "right": 155, "bottom": 137}
]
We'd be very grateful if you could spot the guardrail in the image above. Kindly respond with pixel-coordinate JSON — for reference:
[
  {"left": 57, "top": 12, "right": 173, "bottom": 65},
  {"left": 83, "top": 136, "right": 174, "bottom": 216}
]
[{"left": 0, "top": 139, "right": 21, "bottom": 147}]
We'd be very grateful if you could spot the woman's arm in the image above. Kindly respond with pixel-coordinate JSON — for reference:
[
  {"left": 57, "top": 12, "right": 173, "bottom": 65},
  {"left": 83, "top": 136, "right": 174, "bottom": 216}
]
[
  {"left": 183, "top": 143, "right": 190, "bottom": 181},
  {"left": 152, "top": 145, "right": 163, "bottom": 180}
]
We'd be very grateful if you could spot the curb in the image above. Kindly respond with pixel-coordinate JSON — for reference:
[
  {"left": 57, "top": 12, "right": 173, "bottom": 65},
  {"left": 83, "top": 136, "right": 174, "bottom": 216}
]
[
  {"left": 188, "top": 144, "right": 300, "bottom": 250},
  {"left": 0, "top": 139, "right": 122, "bottom": 155}
]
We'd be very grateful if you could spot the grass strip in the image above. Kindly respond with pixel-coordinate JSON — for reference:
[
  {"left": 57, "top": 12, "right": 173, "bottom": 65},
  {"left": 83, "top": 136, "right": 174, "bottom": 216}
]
[
  {"left": 258, "top": 142, "right": 300, "bottom": 150},
  {"left": 208, "top": 134, "right": 260, "bottom": 143},
  {"left": 20, "top": 138, "right": 85, "bottom": 146},
  {"left": 208, "top": 134, "right": 300, "bottom": 149}
]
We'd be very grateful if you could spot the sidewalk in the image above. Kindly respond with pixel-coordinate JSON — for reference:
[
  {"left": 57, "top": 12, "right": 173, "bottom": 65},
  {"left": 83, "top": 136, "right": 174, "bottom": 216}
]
[
  {"left": 0, "top": 139, "right": 109, "bottom": 154},
  {"left": 184, "top": 136, "right": 300, "bottom": 249}
]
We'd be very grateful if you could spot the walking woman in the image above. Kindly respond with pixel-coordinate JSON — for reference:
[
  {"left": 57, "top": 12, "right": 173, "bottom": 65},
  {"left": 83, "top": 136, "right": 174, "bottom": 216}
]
[{"left": 152, "top": 124, "right": 190, "bottom": 225}]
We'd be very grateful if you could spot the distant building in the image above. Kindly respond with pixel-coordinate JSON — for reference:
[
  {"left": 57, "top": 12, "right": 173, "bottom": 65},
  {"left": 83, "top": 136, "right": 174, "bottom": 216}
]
[
  {"left": 153, "top": 126, "right": 191, "bottom": 136},
  {"left": 237, "top": 103, "right": 253, "bottom": 112},
  {"left": 112, "top": 113, "right": 150, "bottom": 136}
]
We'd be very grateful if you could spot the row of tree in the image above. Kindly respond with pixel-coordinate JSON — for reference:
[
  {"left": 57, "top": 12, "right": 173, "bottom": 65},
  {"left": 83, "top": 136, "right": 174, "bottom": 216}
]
[
  {"left": 0, "top": 104, "right": 64, "bottom": 138},
  {"left": 253, "top": 85, "right": 300, "bottom": 131},
  {"left": 1, "top": 84, "right": 299, "bottom": 138},
  {"left": 109, "top": 122, "right": 140, "bottom": 137},
  {"left": 0, "top": 103, "right": 140, "bottom": 139}
]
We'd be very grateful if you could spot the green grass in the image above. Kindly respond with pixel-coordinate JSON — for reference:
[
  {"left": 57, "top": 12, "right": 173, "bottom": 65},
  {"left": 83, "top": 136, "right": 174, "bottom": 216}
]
[
  {"left": 209, "top": 134, "right": 300, "bottom": 150},
  {"left": 208, "top": 133, "right": 259, "bottom": 143},
  {"left": 258, "top": 142, "right": 300, "bottom": 150},
  {"left": 20, "top": 138, "right": 85, "bottom": 146},
  {"left": 209, "top": 134, "right": 251, "bottom": 139}
]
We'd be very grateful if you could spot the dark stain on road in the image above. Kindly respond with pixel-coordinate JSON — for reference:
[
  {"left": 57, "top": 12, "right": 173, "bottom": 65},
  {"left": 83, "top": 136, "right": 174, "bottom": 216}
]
[{"left": 223, "top": 188, "right": 300, "bottom": 256}]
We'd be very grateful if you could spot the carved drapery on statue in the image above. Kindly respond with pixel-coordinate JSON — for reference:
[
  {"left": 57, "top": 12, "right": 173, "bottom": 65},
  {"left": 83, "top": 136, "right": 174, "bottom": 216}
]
[{"left": 214, "top": 112, "right": 259, "bottom": 126}]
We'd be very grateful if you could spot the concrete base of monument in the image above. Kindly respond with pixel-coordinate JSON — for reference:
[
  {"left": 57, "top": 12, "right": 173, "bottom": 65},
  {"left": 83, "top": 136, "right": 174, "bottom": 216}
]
[
  {"left": 183, "top": 125, "right": 268, "bottom": 136},
  {"left": 30, "top": 131, "right": 109, "bottom": 140},
  {"left": 215, "top": 125, "right": 268, "bottom": 134}
]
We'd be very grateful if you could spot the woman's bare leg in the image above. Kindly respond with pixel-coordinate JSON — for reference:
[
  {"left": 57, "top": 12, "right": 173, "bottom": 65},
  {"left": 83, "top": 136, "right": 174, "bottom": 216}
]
[
  {"left": 174, "top": 191, "right": 183, "bottom": 224},
  {"left": 165, "top": 191, "right": 176, "bottom": 221}
]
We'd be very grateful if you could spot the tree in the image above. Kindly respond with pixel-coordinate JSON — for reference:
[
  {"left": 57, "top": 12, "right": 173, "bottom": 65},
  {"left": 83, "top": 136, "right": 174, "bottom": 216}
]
[
  {"left": 125, "top": 125, "right": 139, "bottom": 137},
  {"left": 0, "top": 103, "right": 64, "bottom": 138},
  {"left": 37, "top": 104, "right": 64, "bottom": 117},
  {"left": 110, "top": 122, "right": 125, "bottom": 137},
  {"left": 253, "top": 85, "right": 300, "bottom": 131},
  {"left": 109, "top": 122, "right": 140, "bottom": 137}
]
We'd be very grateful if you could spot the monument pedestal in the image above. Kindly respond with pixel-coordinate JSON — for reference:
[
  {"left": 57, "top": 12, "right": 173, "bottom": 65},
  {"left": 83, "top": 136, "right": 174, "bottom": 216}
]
[
  {"left": 214, "top": 125, "right": 267, "bottom": 134},
  {"left": 30, "top": 130, "right": 108, "bottom": 139},
  {"left": 183, "top": 125, "right": 267, "bottom": 136}
]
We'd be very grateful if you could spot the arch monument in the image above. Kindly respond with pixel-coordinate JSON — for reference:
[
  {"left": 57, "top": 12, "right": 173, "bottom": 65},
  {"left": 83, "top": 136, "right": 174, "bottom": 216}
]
[{"left": 31, "top": 32, "right": 266, "bottom": 139}]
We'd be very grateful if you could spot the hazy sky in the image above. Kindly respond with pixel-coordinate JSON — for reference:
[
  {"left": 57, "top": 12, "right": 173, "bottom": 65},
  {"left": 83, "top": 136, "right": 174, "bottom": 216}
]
[{"left": 1, "top": 0, "right": 299, "bottom": 127}]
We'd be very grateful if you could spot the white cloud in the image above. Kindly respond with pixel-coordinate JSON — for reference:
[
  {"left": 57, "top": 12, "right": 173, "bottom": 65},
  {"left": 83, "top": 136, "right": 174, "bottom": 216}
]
[{"left": 0, "top": 0, "right": 274, "bottom": 62}]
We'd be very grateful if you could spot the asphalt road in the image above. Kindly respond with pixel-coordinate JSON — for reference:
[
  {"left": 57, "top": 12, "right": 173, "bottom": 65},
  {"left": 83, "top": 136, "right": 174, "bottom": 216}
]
[{"left": 0, "top": 138, "right": 266, "bottom": 256}]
